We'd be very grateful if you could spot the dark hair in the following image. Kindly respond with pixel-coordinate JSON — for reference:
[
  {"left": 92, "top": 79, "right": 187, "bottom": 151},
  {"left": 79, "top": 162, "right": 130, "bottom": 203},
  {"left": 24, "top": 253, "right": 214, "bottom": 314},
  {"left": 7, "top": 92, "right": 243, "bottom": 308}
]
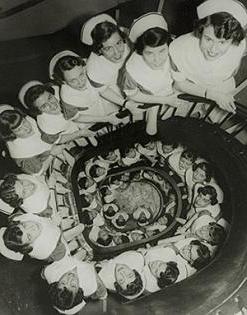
[
  {"left": 24, "top": 84, "right": 55, "bottom": 116},
  {"left": 3, "top": 221, "right": 33, "bottom": 254},
  {"left": 208, "top": 222, "right": 226, "bottom": 246},
  {"left": 116, "top": 215, "right": 127, "bottom": 226},
  {"left": 49, "top": 281, "right": 84, "bottom": 311},
  {"left": 89, "top": 165, "right": 104, "bottom": 178},
  {"left": 197, "top": 185, "right": 218, "bottom": 205},
  {"left": 114, "top": 269, "right": 143, "bottom": 298},
  {"left": 97, "top": 234, "right": 113, "bottom": 246},
  {"left": 192, "top": 162, "right": 213, "bottom": 182},
  {"left": 0, "top": 174, "right": 23, "bottom": 207},
  {"left": 105, "top": 205, "right": 116, "bottom": 217},
  {"left": 91, "top": 21, "right": 125, "bottom": 55},
  {"left": 79, "top": 210, "right": 93, "bottom": 226},
  {"left": 120, "top": 235, "right": 130, "bottom": 244},
  {"left": 53, "top": 55, "right": 86, "bottom": 84},
  {"left": 80, "top": 195, "right": 90, "bottom": 208},
  {"left": 0, "top": 110, "right": 24, "bottom": 141},
  {"left": 157, "top": 261, "right": 179, "bottom": 289},
  {"left": 189, "top": 240, "right": 211, "bottom": 269},
  {"left": 181, "top": 149, "right": 197, "bottom": 163},
  {"left": 135, "top": 27, "right": 171, "bottom": 55},
  {"left": 194, "top": 12, "right": 245, "bottom": 45}
]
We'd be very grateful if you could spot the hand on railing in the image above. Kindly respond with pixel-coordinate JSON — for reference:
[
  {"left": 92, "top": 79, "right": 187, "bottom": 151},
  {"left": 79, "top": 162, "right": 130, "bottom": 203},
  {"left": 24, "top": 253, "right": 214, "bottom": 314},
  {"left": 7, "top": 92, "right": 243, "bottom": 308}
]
[{"left": 206, "top": 89, "right": 236, "bottom": 113}]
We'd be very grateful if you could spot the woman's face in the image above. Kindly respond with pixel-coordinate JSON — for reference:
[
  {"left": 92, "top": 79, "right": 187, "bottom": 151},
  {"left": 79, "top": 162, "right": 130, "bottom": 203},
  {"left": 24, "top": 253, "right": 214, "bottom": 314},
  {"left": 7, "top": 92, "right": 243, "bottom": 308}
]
[
  {"left": 19, "top": 221, "right": 41, "bottom": 244},
  {"left": 131, "top": 231, "right": 144, "bottom": 241},
  {"left": 195, "top": 225, "right": 212, "bottom": 242},
  {"left": 194, "top": 192, "right": 211, "bottom": 208},
  {"left": 12, "top": 118, "right": 34, "bottom": 138},
  {"left": 162, "top": 144, "right": 174, "bottom": 154},
  {"left": 58, "top": 267, "right": 80, "bottom": 296},
  {"left": 63, "top": 65, "right": 87, "bottom": 91},
  {"left": 179, "top": 157, "right": 193, "bottom": 171},
  {"left": 199, "top": 25, "right": 232, "bottom": 61},
  {"left": 34, "top": 91, "right": 60, "bottom": 115},
  {"left": 142, "top": 43, "right": 168, "bottom": 70},
  {"left": 96, "top": 166, "right": 106, "bottom": 177},
  {"left": 192, "top": 167, "right": 207, "bottom": 183},
  {"left": 115, "top": 264, "right": 136, "bottom": 290},
  {"left": 180, "top": 243, "right": 200, "bottom": 264},
  {"left": 149, "top": 260, "right": 167, "bottom": 278},
  {"left": 15, "top": 178, "right": 36, "bottom": 199},
  {"left": 101, "top": 32, "right": 125, "bottom": 63}
]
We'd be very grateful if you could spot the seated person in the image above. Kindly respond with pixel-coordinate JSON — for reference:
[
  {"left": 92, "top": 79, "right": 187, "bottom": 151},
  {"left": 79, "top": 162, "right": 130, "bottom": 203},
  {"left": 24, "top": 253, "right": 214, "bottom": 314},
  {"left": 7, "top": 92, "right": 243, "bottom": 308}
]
[
  {"left": 188, "top": 184, "right": 222, "bottom": 219},
  {"left": 98, "top": 250, "right": 146, "bottom": 300},
  {"left": 49, "top": 50, "right": 122, "bottom": 128},
  {"left": 141, "top": 246, "right": 187, "bottom": 292},
  {"left": 121, "top": 147, "right": 141, "bottom": 166},
  {"left": 18, "top": 81, "right": 89, "bottom": 144},
  {"left": 185, "top": 161, "right": 214, "bottom": 202},
  {"left": 168, "top": 149, "right": 197, "bottom": 180},
  {"left": 112, "top": 212, "right": 129, "bottom": 229},
  {"left": 103, "top": 203, "right": 119, "bottom": 219},
  {"left": 0, "top": 213, "right": 68, "bottom": 262},
  {"left": 0, "top": 105, "right": 65, "bottom": 175},
  {"left": 133, "top": 206, "right": 152, "bottom": 226},
  {"left": 0, "top": 173, "right": 52, "bottom": 216},
  {"left": 112, "top": 233, "right": 130, "bottom": 245},
  {"left": 43, "top": 255, "right": 107, "bottom": 315}
]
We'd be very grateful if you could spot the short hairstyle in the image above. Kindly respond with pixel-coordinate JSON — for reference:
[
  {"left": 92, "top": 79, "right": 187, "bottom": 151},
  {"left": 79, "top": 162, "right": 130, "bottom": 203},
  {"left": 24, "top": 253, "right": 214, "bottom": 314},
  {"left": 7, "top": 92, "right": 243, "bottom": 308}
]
[
  {"left": 48, "top": 281, "right": 84, "bottom": 311},
  {"left": 194, "top": 12, "right": 245, "bottom": 45},
  {"left": 189, "top": 240, "right": 211, "bottom": 270},
  {"left": 79, "top": 210, "right": 93, "bottom": 226},
  {"left": 80, "top": 195, "right": 90, "bottom": 208},
  {"left": 181, "top": 149, "right": 197, "bottom": 163},
  {"left": 157, "top": 261, "right": 179, "bottom": 289},
  {"left": 97, "top": 234, "right": 113, "bottom": 246},
  {"left": 114, "top": 269, "right": 143, "bottom": 298},
  {"left": 192, "top": 162, "right": 213, "bottom": 182},
  {"left": 119, "top": 235, "right": 130, "bottom": 244},
  {"left": 0, "top": 174, "right": 23, "bottom": 208},
  {"left": 53, "top": 56, "right": 86, "bottom": 84},
  {"left": 135, "top": 27, "right": 172, "bottom": 55},
  {"left": 91, "top": 21, "right": 126, "bottom": 55},
  {"left": 104, "top": 205, "right": 116, "bottom": 217},
  {"left": 116, "top": 216, "right": 127, "bottom": 226},
  {"left": 89, "top": 165, "right": 104, "bottom": 178},
  {"left": 3, "top": 221, "right": 33, "bottom": 254},
  {"left": 208, "top": 222, "right": 226, "bottom": 246},
  {"left": 197, "top": 185, "right": 218, "bottom": 205},
  {"left": 0, "top": 110, "right": 24, "bottom": 141},
  {"left": 24, "top": 84, "right": 55, "bottom": 116}
]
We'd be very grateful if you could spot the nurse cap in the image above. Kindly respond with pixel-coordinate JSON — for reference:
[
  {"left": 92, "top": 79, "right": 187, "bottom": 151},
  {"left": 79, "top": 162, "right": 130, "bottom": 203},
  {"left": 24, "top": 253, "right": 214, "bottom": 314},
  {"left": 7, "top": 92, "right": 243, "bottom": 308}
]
[
  {"left": 129, "top": 12, "right": 168, "bottom": 43},
  {"left": 0, "top": 104, "right": 15, "bottom": 115},
  {"left": 49, "top": 50, "right": 79, "bottom": 80},
  {"left": 197, "top": 0, "right": 247, "bottom": 28},
  {"left": 81, "top": 13, "right": 117, "bottom": 45},
  {"left": 18, "top": 80, "right": 42, "bottom": 108}
]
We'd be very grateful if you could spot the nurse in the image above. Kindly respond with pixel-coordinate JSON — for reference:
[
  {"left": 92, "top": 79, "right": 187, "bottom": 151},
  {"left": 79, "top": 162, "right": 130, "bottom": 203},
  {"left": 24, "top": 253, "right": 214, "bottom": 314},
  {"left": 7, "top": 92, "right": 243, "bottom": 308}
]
[
  {"left": 169, "top": 0, "right": 247, "bottom": 118},
  {"left": 49, "top": 50, "right": 122, "bottom": 128},
  {"left": 119, "top": 12, "right": 178, "bottom": 135},
  {"left": 81, "top": 14, "right": 138, "bottom": 113},
  {"left": 0, "top": 173, "right": 52, "bottom": 216},
  {"left": 0, "top": 105, "right": 65, "bottom": 175},
  {"left": 18, "top": 81, "right": 89, "bottom": 144}
]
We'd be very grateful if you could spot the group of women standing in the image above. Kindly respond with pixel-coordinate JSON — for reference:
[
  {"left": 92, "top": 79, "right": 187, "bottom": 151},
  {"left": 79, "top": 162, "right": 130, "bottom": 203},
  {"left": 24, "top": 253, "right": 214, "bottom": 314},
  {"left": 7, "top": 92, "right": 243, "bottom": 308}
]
[{"left": 0, "top": 0, "right": 246, "bottom": 314}]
